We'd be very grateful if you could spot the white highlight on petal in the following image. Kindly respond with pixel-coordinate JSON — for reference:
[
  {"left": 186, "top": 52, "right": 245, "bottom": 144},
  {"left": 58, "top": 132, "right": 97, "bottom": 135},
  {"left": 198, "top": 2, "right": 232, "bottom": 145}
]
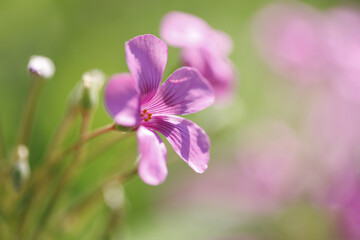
[{"left": 27, "top": 55, "right": 55, "bottom": 79}]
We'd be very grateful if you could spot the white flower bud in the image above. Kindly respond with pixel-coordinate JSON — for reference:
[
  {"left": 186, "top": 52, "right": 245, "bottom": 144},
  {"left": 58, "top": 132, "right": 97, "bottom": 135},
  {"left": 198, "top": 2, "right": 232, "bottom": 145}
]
[
  {"left": 79, "top": 69, "right": 105, "bottom": 110},
  {"left": 67, "top": 69, "right": 105, "bottom": 112},
  {"left": 12, "top": 145, "right": 30, "bottom": 191},
  {"left": 17, "top": 144, "right": 29, "bottom": 160},
  {"left": 27, "top": 55, "right": 55, "bottom": 79},
  {"left": 82, "top": 69, "right": 105, "bottom": 90},
  {"left": 103, "top": 180, "right": 125, "bottom": 210}
]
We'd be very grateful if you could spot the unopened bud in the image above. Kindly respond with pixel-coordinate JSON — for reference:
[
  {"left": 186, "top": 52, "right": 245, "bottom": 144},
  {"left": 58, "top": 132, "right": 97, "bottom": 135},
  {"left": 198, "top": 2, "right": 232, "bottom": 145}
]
[
  {"left": 27, "top": 55, "right": 55, "bottom": 79},
  {"left": 11, "top": 145, "right": 30, "bottom": 191},
  {"left": 103, "top": 180, "right": 125, "bottom": 210},
  {"left": 80, "top": 69, "right": 105, "bottom": 110},
  {"left": 82, "top": 69, "right": 105, "bottom": 91},
  {"left": 67, "top": 69, "right": 105, "bottom": 112}
]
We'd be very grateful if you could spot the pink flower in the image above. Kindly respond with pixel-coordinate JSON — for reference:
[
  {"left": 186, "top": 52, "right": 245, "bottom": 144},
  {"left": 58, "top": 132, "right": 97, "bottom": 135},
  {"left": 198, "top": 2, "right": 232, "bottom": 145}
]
[
  {"left": 253, "top": 2, "right": 327, "bottom": 83},
  {"left": 160, "top": 11, "right": 236, "bottom": 101},
  {"left": 324, "top": 7, "right": 360, "bottom": 104},
  {"left": 161, "top": 122, "right": 303, "bottom": 214},
  {"left": 306, "top": 90, "right": 360, "bottom": 154},
  {"left": 105, "top": 34, "right": 214, "bottom": 185},
  {"left": 318, "top": 153, "right": 360, "bottom": 240},
  {"left": 235, "top": 122, "right": 303, "bottom": 212}
]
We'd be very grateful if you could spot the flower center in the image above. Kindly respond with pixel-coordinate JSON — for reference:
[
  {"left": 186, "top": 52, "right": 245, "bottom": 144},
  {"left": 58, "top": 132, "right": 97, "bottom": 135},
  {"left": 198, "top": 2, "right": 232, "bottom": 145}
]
[{"left": 141, "top": 109, "right": 152, "bottom": 122}]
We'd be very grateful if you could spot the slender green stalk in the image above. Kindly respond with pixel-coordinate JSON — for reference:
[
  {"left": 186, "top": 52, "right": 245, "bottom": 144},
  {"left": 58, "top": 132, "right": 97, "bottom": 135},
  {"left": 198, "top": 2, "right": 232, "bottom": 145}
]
[
  {"left": 50, "top": 123, "right": 117, "bottom": 164},
  {"left": 25, "top": 122, "right": 116, "bottom": 192},
  {"left": 16, "top": 78, "right": 44, "bottom": 147},
  {"left": 16, "top": 108, "right": 77, "bottom": 239},
  {"left": 100, "top": 211, "right": 121, "bottom": 240},
  {"left": 30, "top": 111, "right": 93, "bottom": 240},
  {"left": 20, "top": 121, "right": 119, "bottom": 239},
  {"left": 62, "top": 168, "right": 137, "bottom": 223},
  {"left": 108, "top": 168, "right": 138, "bottom": 183},
  {"left": 80, "top": 131, "right": 133, "bottom": 163},
  {"left": 42, "top": 108, "right": 77, "bottom": 165}
]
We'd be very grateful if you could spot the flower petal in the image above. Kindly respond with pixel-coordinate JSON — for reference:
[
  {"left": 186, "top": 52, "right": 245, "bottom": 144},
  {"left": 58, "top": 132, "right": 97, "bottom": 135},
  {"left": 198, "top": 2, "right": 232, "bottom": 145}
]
[
  {"left": 144, "top": 115, "right": 210, "bottom": 173},
  {"left": 137, "top": 126, "right": 168, "bottom": 185},
  {"left": 125, "top": 34, "right": 168, "bottom": 103},
  {"left": 142, "top": 67, "right": 214, "bottom": 115},
  {"left": 104, "top": 73, "right": 140, "bottom": 127},
  {"left": 181, "top": 48, "right": 236, "bottom": 99},
  {"left": 160, "top": 11, "right": 210, "bottom": 48},
  {"left": 209, "top": 29, "right": 234, "bottom": 55}
]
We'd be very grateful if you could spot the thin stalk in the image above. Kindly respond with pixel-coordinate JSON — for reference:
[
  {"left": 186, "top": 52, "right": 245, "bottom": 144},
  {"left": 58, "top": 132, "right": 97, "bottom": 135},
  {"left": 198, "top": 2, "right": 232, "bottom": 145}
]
[
  {"left": 100, "top": 211, "right": 121, "bottom": 240},
  {"left": 30, "top": 112, "right": 92, "bottom": 240},
  {"left": 28, "top": 122, "right": 116, "bottom": 190},
  {"left": 16, "top": 108, "right": 77, "bottom": 239},
  {"left": 86, "top": 132, "right": 133, "bottom": 163},
  {"left": 42, "top": 108, "right": 77, "bottom": 165},
  {"left": 51, "top": 123, "right": 117, "bottom": 164},
  {"left": 63, "top": 168, "right": 137, "bottom": 222},
  {"left": 16, "top": 78, "right": 44, "bottom": 147},
  {"left": 107, "top": 168, "right": 138, "bottom": 183}
]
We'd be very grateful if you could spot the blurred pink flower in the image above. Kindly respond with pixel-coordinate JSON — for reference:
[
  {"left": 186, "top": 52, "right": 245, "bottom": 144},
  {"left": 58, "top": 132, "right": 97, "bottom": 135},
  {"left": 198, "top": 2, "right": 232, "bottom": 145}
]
[
  {"left": 319, "top": 153, "right": 360, "bottom": 240},
  {"left": 160, "top": 11, "right": 237, "bottom": 102},
  {"left": 254, "top": 3, "right": 360, "bottom": 104},
  {"left": 306, "top": 90, "right": 360, "bottom": 239},
  {"left": 337, "top": 187, "right": 360, "bottom": 240},
  {"left": 324, "top": 7, "right": 360, "bottom": 104},
  {"left": 253, "top": 2, "right": 327, "bottom": 83},
  {"left": 105, "top": 34, "right": 214, "bottom": 185},
  {"left": 306, "top": 90, "right": 360, "bottom": 154},
  {"left": 236, "top": 122, "right": 303, "bottom": 212},
  {"left": 162, "top": 122, "right": 303, "bottom": 214}
]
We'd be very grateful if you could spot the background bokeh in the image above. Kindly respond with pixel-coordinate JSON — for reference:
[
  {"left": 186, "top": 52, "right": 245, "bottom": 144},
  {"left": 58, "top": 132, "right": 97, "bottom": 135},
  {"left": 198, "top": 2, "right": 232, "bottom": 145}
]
[{"left": 1, "top": 0, "right": 359, "bottom": 239}]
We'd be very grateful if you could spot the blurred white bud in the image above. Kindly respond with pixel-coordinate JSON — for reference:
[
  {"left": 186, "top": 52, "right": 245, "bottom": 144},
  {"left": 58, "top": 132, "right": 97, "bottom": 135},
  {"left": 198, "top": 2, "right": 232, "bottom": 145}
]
[
  {"left": 82, "top": 69, "right": 105, "bottom": 90},
  {"left": 27, "top": 55, "right": 55, "bottom": 79},
  {"left": 103, "top": 180, "right": 125, "bottom": 210},
  {"left": 12, "top": 145, "right": 30, "bottom": 191},
  {"left": 80, "top": 69, "right": 105, "bottom": 110},
  {"left": 17, "top": 144, "right": 29, "bottom": 160},
  {"left": 67, "top": 69, "right": 105, "bottom": 112}
]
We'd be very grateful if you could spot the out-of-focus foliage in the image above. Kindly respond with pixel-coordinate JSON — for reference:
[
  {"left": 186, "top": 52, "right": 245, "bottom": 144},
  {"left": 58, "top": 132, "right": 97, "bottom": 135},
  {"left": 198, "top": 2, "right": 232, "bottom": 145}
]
[{"left": 1, "top": 0, "right": 358, "bottom": 239}]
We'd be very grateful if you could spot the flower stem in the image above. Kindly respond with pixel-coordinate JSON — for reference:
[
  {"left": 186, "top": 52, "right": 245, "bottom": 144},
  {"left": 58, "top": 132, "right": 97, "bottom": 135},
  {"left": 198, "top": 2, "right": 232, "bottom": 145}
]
[
  {"left": 30, "top": 112, "right": 92, "bottom": 240},
  {"left": 62, "top": 168, "right": 137, "bottom": 222},
  {"left": 43, "top": 108, "right": 77, "bottom": 164},
  {"left": 16, "top": 78, "right": 44, "bottom": 147},
  {"left": 51, "top": 123, "right": 117, "bottom": 163},
  {"left": 108, "top": 168, "right": 138, "bottom": 183},
  {"left": 15, "top": 108, "right": 77, "bottom": 239}
]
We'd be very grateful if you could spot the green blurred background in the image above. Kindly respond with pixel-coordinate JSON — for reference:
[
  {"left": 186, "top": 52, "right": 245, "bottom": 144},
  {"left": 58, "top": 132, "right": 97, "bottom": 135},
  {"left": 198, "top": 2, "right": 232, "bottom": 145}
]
[{"left": 0, "top": 0, "right": 348, "bottom": 239}]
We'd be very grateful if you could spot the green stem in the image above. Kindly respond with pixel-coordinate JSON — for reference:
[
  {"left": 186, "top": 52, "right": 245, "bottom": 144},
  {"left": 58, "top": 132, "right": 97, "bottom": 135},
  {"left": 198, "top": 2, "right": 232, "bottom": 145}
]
[
  {"left": 16, "top": 108, "right": 77, "bottom": 239},
  {"left": 51, "top": 123, "right": 117, "bottom": 164},
  {"left": 100, "top": 211, "right": 121, "bottom": 240},
  {"left": 30, "top": 112, "right": 92, "bottom": 240},
  {"left": 63, "top": 168, "right": 137, "bottom": 223},
  {"left": 84, "top": 132, "right": 133, "bottom": 164},
  {"left": 42, "top": 108, "right": 77, "bottom": 165},
  {"left": 16, "top": 78, "right": 44, "bottom": 147}
]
